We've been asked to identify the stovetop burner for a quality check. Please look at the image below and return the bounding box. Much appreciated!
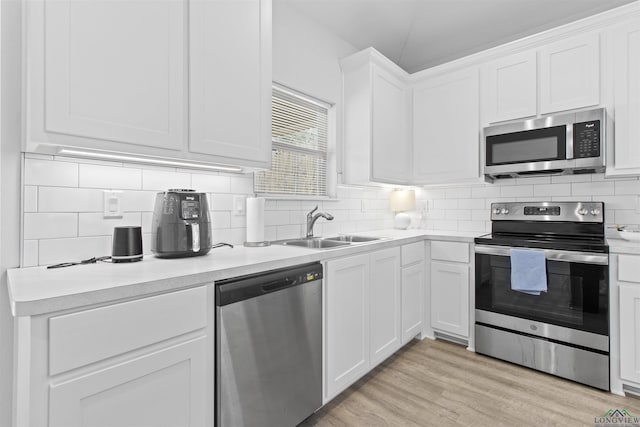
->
[475,233,608,253]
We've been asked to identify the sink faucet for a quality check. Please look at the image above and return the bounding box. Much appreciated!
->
[306,205,334,238]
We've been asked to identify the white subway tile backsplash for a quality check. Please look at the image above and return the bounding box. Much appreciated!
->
[615,210,640,225]
[471,186,501,199]
[121,190,157,212]
[24,213,77,239]
[434,199,457,210]
[142,212,154,232]
[573,181,615,196]
[20,156,640,266]
[551,174,592,184]
[501,185,533,197]
[79,164,142,190]
[142,170,191,191]
[445,187,472,199]
[211,212,231,229]
[25,159,78,187]
[39,187,103,212]
[615,180,640,195]
[534,184,571,197]
[191,173,231,193]
[230,176,254,194]
[22,240,39,267]
[210,193,234,211]
[78,213,142,237]
[24,186,38,212]
[39,236,112,265]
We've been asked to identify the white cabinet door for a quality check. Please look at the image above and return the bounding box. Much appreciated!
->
[370,247,402,367]
[430,261,470,338]
[539,33,600,114]
[371,66,410,183]
[189,0,272,168]
[401,261,425,344]
[325,254,371,400]
[610,20,640,176]
[413,67,480,184]
[49,337,206,427]
[38,0,185,150]
[620,285,640,384]
[484,50,537,123]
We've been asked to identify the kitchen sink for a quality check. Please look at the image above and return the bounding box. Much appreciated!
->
[322,235,382,243]
[279,238,351,249]
[275,235,384,250]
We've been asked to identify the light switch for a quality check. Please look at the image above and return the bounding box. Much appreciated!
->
[233,195,246,216]
[103,190,123,218]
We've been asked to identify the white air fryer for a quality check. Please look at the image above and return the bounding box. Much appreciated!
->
[151,189,212,258]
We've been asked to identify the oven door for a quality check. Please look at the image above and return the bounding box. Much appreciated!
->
[475,245,609,347]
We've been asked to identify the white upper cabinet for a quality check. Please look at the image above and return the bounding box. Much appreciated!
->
[25,0,272,170]
[484,50,537,123]
[27,0,186,152]
[539,33,600,114]
[341,48,411,185]
[412,67,480,184]
[189,0,272,168]
[608,19,640,176]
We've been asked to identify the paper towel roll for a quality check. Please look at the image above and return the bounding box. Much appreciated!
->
[246,197,265,243]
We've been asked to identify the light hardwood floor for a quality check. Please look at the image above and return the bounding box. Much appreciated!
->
[302,338,640,426]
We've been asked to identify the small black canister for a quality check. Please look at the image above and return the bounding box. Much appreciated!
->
[112,226,143,263]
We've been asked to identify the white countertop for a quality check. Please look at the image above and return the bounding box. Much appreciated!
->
[607,237,640,255]
[8,229,480,317]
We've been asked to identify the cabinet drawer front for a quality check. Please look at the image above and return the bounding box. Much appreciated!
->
[619,255,640,283]
[401,242,425,266]
[431,241,469,263]
[50,286,207,375]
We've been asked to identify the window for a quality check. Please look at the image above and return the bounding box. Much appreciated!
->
[254,85,331,197]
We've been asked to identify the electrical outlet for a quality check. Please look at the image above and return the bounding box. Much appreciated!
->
[103,190,123,218]
[233,195,246,216]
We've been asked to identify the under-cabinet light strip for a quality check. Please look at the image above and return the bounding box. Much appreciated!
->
[56,148,243,173]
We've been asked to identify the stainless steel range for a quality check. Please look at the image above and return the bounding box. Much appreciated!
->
[474,201,609,390]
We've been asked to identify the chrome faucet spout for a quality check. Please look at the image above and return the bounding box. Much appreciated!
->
[306,205,334,238]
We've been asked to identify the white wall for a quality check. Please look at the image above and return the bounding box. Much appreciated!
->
[1,0,22,423]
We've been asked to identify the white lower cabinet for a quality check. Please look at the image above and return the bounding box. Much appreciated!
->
[325,246,403,401]
[13,286,213,427]
[616,254,640,389]
[325,253,371,400]
[429,241,471,340]
[401,242,426,344]
[370,249,402,366]
[49,337,206,427]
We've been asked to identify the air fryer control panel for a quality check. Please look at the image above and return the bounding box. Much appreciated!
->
[573,119,600,158]
[181,200,200,219]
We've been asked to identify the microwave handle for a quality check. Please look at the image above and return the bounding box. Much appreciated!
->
[474,244,608,265]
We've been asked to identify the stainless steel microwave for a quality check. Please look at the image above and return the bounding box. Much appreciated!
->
[483,108,605,180]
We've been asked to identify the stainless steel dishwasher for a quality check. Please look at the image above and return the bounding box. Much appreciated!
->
[215,262,323,427]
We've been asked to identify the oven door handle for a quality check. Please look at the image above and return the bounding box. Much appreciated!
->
[474,244,608,265]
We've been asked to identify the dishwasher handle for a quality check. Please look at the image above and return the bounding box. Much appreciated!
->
[216,262,323,306]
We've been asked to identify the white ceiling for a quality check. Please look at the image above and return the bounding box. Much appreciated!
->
[279,0,637,73]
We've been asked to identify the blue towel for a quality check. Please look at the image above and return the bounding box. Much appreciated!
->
[510,248,547,295]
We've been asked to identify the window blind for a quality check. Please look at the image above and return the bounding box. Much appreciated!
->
[254,86,329,196]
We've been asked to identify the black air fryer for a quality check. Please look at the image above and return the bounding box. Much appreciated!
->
[151,189,212,258]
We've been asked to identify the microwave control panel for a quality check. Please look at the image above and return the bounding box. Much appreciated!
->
[573,120,600,158]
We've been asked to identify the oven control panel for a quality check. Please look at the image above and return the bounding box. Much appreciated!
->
[491,202,604,223]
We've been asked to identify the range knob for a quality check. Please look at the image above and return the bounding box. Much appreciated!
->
[590,208,601,216]
[493,208,502,215]
[578,208,588,215]
[500,208,510,215]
